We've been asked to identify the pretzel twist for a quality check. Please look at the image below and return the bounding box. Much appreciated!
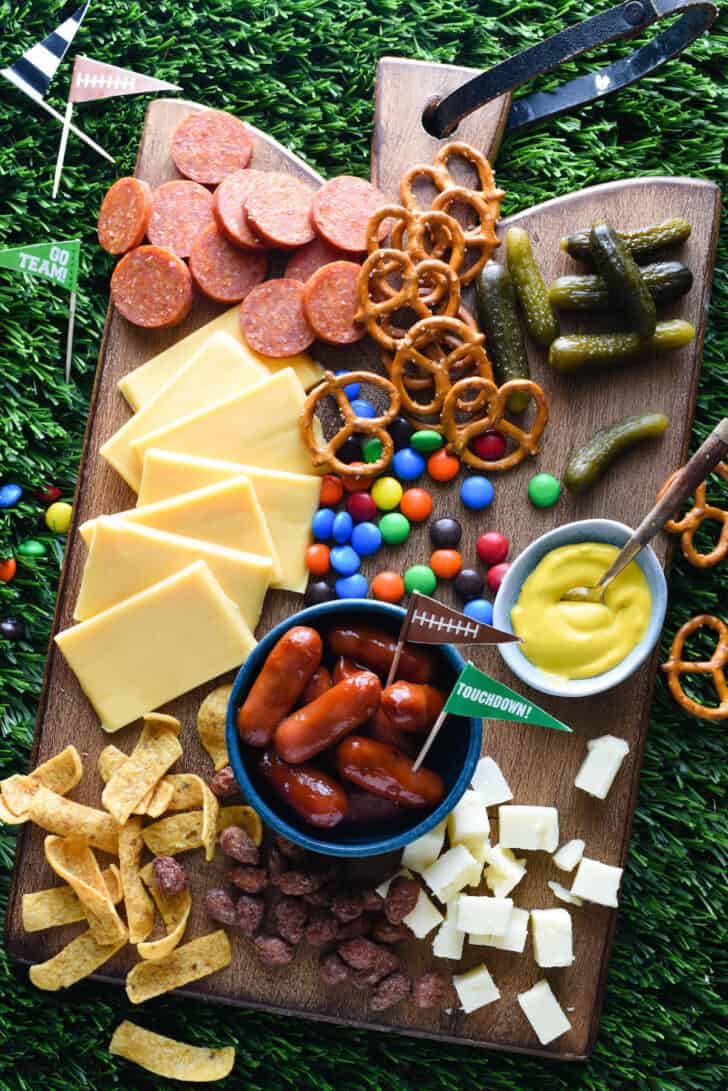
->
[656,462,728,568]
[299,370,400,477]
[442,377,549,471]
[662,614,728,721]
[355,249,429,351]
[399,163,451,212]
[431,186,501,284]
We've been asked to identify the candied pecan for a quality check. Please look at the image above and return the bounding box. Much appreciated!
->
[305,912,339,947]
[267,845,288,881]
[320,952,349,986]
[336,916,371,941]
[338,938,399,977]
[303,885,333,908]
[236,894,265,937]
[254,934,295,965]
[370,917,412,945]
[229,866,267,893]
[412,972,449,1009]
[274,833,307,863]
[360,886,385,913]
[273,896,308,945]
[384,876,419,925]
[276,870,322,896]
[331,891,364,923]
[205,889,237,926]
[152,855,188,896]
[370,972,411,1011]
[220,825,259,865]
[209,765,238,798]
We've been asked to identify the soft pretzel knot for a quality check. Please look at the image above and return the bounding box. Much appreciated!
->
[442,377,549,471]
[662,614,728,721]
[299,370,400,477]
[657,462,728,568]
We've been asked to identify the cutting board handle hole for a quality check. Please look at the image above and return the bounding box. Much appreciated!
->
[421,95,458,138]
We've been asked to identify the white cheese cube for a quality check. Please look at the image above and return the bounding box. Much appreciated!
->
[422,844,481,904]
[457,894,513,936]
[471,756,513,807]
[548,880,583,906]
[552,838,585,872]
[465,831,491,865]
[432,900,465,960]
[402,886,444,939]
[447,790,490,850]
[401,819,447,874]
[498,805,559,852]
[453,963,500,1014]
[518,979,572,1045]
[571,857,623,907]
[375,868,412,900]
[530,908,574,968]
[483,845,527,897]
[574,735,630,800]
[470,906,529,953]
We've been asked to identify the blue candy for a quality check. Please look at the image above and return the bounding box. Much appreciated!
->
[463,598,494,624]
[351,521,382,557]
[332,511,353,544]
[311,507,335,541]
[335,573,369,599]
[335,370,361,401]
[349,398,376,419]
[460,475,494,511]
[330,545,361,576]
[0,484,23,509]
[392,447,425,482]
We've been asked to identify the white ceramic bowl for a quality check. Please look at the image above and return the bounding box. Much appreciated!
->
[493,519,668,699]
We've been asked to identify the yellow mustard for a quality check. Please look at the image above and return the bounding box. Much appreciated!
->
[511,542,652,680]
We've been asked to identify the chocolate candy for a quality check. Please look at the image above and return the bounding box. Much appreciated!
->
[430,517,462,549]
[320,475,344,507]
[454,567,484,601]
[346,492,376,523]
[528,472,561,508]
[404,565,437,595]
[392,448,425,481]
[371,477,403,512]
[476,532,509,566]
[463,599,494,624]
[332,511,353,544]
[430,550,462,579]
[486,563,510,593]
[427,449,460,482]
[389,416,414,450]
[362,437,383,464]
[460,475,494,511]
[379,513,410,545]
[304,580,336,606]
[349,398,376,419]
[0,617,26,641]
[472,430,506,461]
[312,507,335,541]
[330,545,361,576]
[45,501,72,534]
[351,522,382,556]
[17,539,47,557]
[335,370,361,400]
[0,484,22,508]
[336,573,369,598]
[338,436,364,464]
[306,544,330,575]
[0,558,16,583]
[411,430,444,454]
[372,571,405,603]
[399,488,432,523]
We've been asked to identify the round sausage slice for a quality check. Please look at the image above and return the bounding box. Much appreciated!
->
[302,260,365,345]
[244,174,315,249]
[213,169,268,251]
[284,237,352,282]
[190,223,268,303]
[311,176,388,253]
[240,278,315,357]
[171,109,253,185]
[97,177,151,254]
[147,180,215,258]
[110,246,193,329]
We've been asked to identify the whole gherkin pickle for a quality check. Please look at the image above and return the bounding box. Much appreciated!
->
[564,413,669,493]
[548,261,693,311]
[548,319,695,372]
[589,222,656,338]
[475,260,531,412]
[560,218,692,262]
[505,227,559,346]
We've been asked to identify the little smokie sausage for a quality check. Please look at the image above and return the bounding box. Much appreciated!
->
[275,672,382,764]
[332,657,365,684]
[342,789,404,825]
[380,682,445,734]
[299,666,332,706]
[328,626,434,684]
[369,709,420,758]
[237,626,323,747]
[259,750,348,828]
[336,736,445,808]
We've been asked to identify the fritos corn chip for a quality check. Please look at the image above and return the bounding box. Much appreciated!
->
[22,865,122,933]
[118,817,154,945]
[0,746,82,824]
[102,716,182,825]
[29,929,126,991]
[109,1021,235,1081]
[126,930,232,1004]
[142,804,261,856]
[146,778,175,818]
[2,778,118,854]
[137,861,191,961]
[98,745,173,818]
[163,773,203,812]
[197,685,232,771]
[44,836,128,946]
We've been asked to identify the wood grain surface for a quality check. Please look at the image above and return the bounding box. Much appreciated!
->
[5,70,721,1062]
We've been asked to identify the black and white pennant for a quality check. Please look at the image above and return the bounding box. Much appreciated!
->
[1,3,89,104]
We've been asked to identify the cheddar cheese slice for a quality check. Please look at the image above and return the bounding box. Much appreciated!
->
[100,331,268,492]
[129,368,316,479]
[118,306,324,412]
[55,562,255,732]
[79,477,282,584]
[73,518,272,629]
[138,451,319,594]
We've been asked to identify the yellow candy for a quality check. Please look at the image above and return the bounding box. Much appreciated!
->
[45,501,72,534]
[371,477,403,512]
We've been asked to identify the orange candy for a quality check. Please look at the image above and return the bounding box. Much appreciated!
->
[372,570,405,603]
[430,549,462,579]
[320,474,344,507]
[427,449,460,482]
[305,544,331,576]
[0,557,16,583]
[400,488,433,523]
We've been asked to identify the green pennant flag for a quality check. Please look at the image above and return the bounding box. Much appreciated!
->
[444,661,571,732]
[0,239,80,292]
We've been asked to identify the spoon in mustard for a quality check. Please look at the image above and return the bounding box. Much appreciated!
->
[562,417,728,604]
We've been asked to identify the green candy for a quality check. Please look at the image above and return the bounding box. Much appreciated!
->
[404,564,437,595]
[18,539,47,557]
[379,512,410,545]
[362,437,383,463]
[528,473,561,509]
[410,430,443,454]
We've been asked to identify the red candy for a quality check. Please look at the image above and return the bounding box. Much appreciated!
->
[346,491,376,523]
[400,488,432,523]
[37,485,61,502]
[486,562,510,593]
[0,557,16,583]
[472,430,506,462]
[342,473,376,493]
[319,474,343,507]
[476,532,509,566]
[306,544,331,576]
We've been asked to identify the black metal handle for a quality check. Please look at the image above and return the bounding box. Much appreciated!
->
[423,0,716,138]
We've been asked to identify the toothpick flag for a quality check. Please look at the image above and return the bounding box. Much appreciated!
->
[0,4,113,163]
[0,240,81,382]
[53,56,180,196]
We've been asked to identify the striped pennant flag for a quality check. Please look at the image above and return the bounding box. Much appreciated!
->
[1,3,89,104]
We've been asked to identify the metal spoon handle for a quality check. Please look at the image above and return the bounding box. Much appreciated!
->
[597,417,728,591]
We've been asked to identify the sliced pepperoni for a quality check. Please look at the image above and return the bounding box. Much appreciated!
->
[190,223,268,303]
[171,110,253,185]
[110,246,193,329]
[303,261,365,345]
[284,238,355,282]
[147,181,215,259]
[240,278,315,357]
[213,170,269,251]
[97,177,152,255]
[311,176,388,253]
[244,174,316,249]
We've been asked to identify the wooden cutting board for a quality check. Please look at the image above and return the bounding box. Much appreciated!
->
[5,61,721,1060]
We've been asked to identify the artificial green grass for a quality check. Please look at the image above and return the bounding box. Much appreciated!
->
[0,0,726,1087]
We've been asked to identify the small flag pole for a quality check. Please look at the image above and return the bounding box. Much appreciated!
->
[385,594,418,688]
[412,706,449,773]
[65,289,77,382]
[33,95,114,163]
[52,97,75,199]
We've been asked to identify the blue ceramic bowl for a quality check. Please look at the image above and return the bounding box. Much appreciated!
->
[493,519,668,699]
[226,599,481,857]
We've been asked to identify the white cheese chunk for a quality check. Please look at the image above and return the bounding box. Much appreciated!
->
[470,756,513,807]
[457,895,513,937]
[470,907,529,953]
[432,901,465,960]
[571,857,623,907]
[453,963,501,1014]
[483,845,527,897]
[498,805,559,852]
[447,790,490,850]
[574,735,630,800]
[402,886,443,939]
[530,908,574,967]
[422,844,481,904]
[464,831,491,865]
[552,838,585,872]
[518,979,572,1045]
[401,819,447,874]
[548,880,583,907]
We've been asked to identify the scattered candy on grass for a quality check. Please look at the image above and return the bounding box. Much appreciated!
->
[37,485,61,503]
[454,567,484,601]
[330,545,361,576]
[393,448,425,482]
[528,472,562,509]
[399,488,432,523]
[411,429,444,454]
[311,508,335,541]
[351,522,382,556]
[463,599,494,624]
[336,573,368,598]
[362,437,383,464]
[305,544,331,576]
[17,539,47,558]
[371,571,405,603]
[0,558,16,583]
[430,550,462,579]
[346,492,376,523]
[430,517,462,548]
[472,430,506,462]
[304,580,336,606]
[476,532,509,566]
[371,477,403,511]
[349,398,376,419]
[427,449,460,482]
[404,565,437,596]
[320,475,344,507]
[460,475,494,511]
[0,617,26,641]
[389,416,414,450]
[486,562,510,593]
[332,511,353,544]
[0,484,23,509]
[45,501,72,534]
[379,513,410,545]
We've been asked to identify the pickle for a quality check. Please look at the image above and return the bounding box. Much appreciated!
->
[560,218,691,262]
[505,227,559,346]
[548,261,693,310]
[589,222,656,337]
[548,319,695,372]
[564,413,669,492]
[475,260,530,412]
